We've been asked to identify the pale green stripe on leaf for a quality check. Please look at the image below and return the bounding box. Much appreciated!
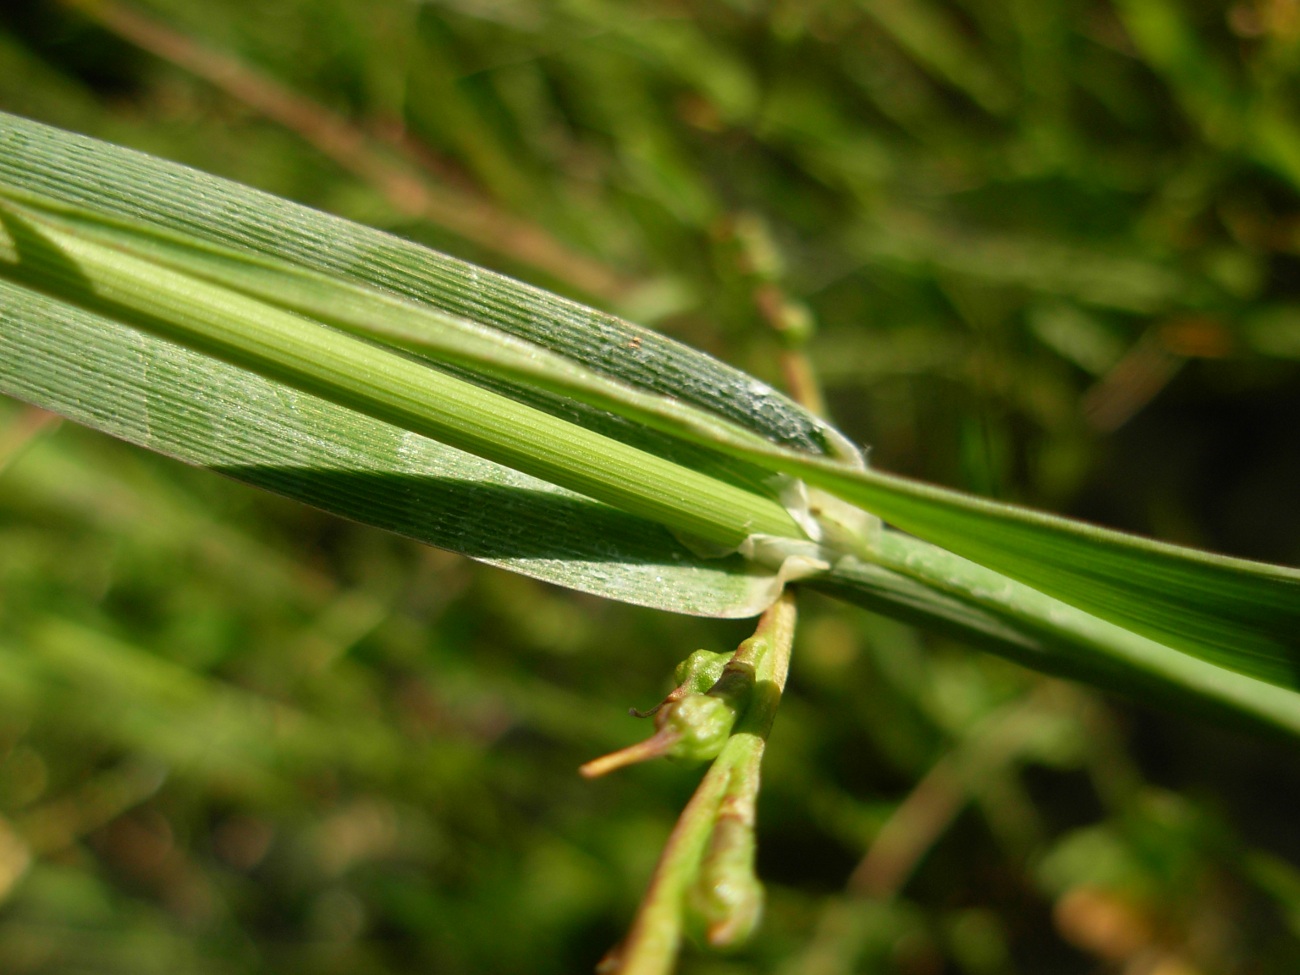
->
[0,111,845,459]
[0,197,802,551]
[0,276,781,618]
[0,190,860,482]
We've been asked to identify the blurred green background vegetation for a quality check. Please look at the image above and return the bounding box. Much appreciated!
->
[2,0,1300,972]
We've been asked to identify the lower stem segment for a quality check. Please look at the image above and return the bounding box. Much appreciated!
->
[601,590,796,975]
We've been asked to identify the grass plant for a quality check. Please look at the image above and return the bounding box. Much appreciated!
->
[1,2,1299,972]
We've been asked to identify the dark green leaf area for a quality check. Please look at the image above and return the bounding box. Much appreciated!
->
[0,113,837,457]
[0,274,772,617]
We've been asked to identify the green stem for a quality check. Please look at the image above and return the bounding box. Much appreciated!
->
[605,591,796,975]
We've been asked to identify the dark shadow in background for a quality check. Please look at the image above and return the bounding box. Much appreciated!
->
[0,0,143,98]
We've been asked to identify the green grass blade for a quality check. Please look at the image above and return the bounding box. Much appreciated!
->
[3,110,1297,701]
[793,463,1300,691]
[0,190,861,479]
[0,115,822,619]
[0,273,781,618]
[0,196,804,552]
[0,111,847,460]
[817,531,1300,740]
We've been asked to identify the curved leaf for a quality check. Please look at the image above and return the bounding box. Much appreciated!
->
[0,273,781,617]
[3,110,1299,710]
[816,532,1300,738]
[0,111,847,459]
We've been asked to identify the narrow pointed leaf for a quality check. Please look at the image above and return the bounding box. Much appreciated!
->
[3,110,1299,713]
[816,532,1300,739]
[0,273,782,617]
[789,463,1300,692]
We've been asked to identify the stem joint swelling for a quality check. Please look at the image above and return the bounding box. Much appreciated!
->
[582,591,797,975]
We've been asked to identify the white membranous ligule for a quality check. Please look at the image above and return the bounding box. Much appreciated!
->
[729,475,884,613]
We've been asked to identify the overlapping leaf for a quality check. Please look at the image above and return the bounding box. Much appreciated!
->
[0,111,826,616]
[1,110,1298,716]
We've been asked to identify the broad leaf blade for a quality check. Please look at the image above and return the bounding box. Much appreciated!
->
[4,110,1299,704]
[0,110,822,617]
[0,274,782,617]
[0,111,847,460]
[0,196,804,550]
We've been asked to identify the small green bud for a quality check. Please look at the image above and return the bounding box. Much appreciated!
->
[673,649,732,695]
[688,815,764,948]
[662,694,738,763]
[580,650,754,777]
